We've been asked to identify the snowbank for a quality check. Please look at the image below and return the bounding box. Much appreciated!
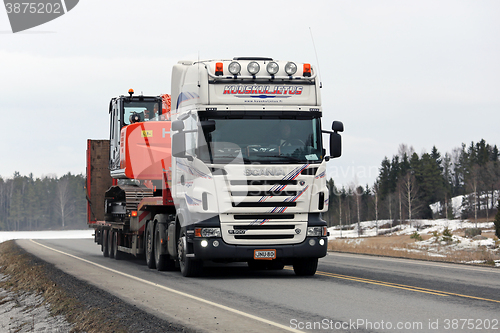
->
[0,230,93,244]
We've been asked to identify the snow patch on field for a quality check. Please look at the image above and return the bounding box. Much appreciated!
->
[328,219,500,267]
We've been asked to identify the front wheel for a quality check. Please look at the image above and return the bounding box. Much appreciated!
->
[293,258,318,276]
[177,230,203,277]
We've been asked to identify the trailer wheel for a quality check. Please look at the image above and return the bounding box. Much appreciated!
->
[155,223,175,271]
[292,258,318,276]
[177,230,203,277]
[108,229,115,259]
[113,230,123,260]
[145,222,156,269]
[102,229,109,257]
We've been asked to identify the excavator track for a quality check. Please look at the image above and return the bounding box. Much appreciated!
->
[104,184,153,223]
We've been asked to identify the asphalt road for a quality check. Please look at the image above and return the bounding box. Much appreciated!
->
[17,239,500,333]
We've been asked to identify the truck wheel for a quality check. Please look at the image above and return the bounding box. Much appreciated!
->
[177,230,203,277]
[293,258,318,276]
[155,223,175,271]
[145,222,156,269]
[102,229,109,257]
[113,230,123,260]
[108,229,115,259]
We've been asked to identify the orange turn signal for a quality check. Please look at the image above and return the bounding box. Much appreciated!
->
[131,211,138,217]
[195,228,202,237]
[303,63,311,77]
[215,62,223,76]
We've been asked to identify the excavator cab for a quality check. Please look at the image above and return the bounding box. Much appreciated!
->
[109,91,163,172]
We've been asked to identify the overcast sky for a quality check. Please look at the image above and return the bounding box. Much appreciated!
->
[1,0,499,187]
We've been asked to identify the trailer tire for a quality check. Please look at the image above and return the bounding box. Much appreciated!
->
[108,229,115,259]
[155,223,175,271]
[113,230,123,260]
[292,258,318,276]
[102,229,109,257]
[145,222,156,269]
[177,230,203,277]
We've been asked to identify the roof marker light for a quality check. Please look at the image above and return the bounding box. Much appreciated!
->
[228,61,241,75]
[303,63,311,77]
[266,62,279,75]
[285,62,297,75]
[247,61,260,75]
[215,62,223,76]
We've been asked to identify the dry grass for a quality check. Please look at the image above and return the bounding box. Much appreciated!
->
[0,240,129,333]
[328,233,500,266]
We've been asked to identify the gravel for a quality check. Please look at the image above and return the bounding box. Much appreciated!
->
[0,241,194,333]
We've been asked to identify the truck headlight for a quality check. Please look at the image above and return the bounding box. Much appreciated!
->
[285,62,297,75]
[266,62,279,75]
[307,226,327,237]
[247,61,260,75]
[228,61,241,75]
[195,227,221,238]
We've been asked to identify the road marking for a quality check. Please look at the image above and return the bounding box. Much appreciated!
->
[290,267,500,304]
[327,252,500,274]
[30,240,300,333]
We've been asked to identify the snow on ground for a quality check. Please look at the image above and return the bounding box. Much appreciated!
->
[0,229,93,244]
[429,190,499,218]
[0,275,73,332]
[328,219,500,267]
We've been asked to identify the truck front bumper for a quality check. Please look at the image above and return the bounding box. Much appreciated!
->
[192,237,328,261]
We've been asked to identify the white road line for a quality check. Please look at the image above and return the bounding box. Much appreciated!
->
[327,252,500,273]
[30,239,300,332]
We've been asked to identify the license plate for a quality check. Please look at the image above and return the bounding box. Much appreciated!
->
[254,249,276,260]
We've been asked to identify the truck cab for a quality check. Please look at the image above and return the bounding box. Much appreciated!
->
[169,57,343,276]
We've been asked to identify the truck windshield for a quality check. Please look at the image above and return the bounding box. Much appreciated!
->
[198,117,323,164]
[123,100,160,125]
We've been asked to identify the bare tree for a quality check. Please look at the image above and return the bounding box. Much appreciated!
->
[466,166,480,228]
[372,183,379,235]
[55,177,74,229]
[399,171,420,227]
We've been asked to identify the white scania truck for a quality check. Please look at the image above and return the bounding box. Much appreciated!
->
[87,57,343,277]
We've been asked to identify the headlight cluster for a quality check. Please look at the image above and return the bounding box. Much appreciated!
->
[307,226,327,237]
[195,227,221,238]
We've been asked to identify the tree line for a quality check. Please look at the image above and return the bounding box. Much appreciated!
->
[0,172,86,231]
[324,139,500,227]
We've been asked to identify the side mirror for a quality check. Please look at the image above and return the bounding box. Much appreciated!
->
[329,120,343,159]
[330,132,342,158]
[172,132,187,158]
[332,121,344,132]
[171,120,184,132]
